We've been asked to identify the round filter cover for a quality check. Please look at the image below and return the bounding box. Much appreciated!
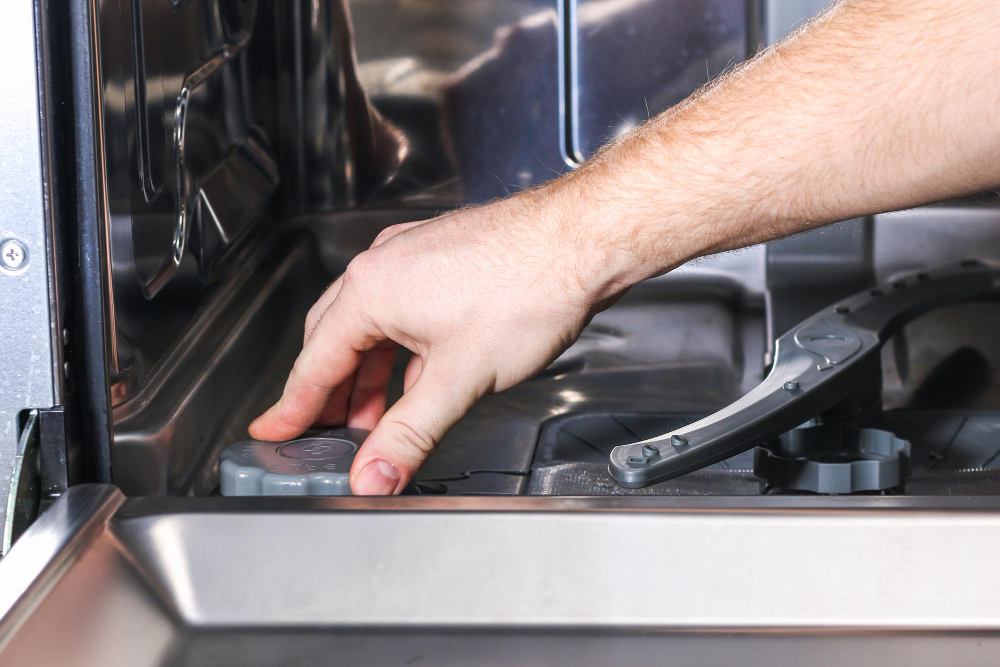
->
[220,428,368,496]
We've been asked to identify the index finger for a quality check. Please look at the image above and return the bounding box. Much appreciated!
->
[249,290,382,441]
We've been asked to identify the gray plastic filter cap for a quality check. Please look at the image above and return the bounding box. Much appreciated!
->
[220,428,368,496]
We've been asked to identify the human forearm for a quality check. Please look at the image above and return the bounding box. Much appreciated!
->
[550,0,1000,299]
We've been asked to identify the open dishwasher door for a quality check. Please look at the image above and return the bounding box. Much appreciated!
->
[5,485,1000,666]
[5,0,1000,665]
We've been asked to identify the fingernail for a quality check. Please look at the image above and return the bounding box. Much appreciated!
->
[354,460,401,495]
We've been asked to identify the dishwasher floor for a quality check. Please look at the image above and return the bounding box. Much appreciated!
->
[409,281,1000,497]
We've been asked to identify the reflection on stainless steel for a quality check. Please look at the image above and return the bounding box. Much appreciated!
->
[345,0,749,201]
[95,0,762,404]
[274,0,409,212]
[131,0,163,203]
[142,25,253,297]
[5,486,1000,665]
[572,0,747,159]
[93,0,282,403]
[874,200,1000,410]
[112,231,331,497]
[327,0,566,205]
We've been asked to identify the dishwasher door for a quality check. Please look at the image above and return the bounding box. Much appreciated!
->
[3,485,1000,667]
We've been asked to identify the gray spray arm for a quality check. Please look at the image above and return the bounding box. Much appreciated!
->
[609,260,996,488]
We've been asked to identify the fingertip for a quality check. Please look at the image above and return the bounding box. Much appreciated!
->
[247,405,304,442]
[247,409,272,439]
[351,459,403,495]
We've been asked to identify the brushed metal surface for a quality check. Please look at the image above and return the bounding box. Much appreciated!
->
[572,0,747,160]
[337,0,567,205]
[3,486,1000,665]
[90,0,280,404]
[0,0,59,534]
[111,231,330,497]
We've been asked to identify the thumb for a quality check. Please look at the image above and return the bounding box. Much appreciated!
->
[350,363,483,495]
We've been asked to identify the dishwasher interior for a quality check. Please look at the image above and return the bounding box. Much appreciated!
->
[3,0,1000,664]
[88,0,1000,501]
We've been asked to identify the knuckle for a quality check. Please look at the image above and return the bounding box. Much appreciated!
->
[290,357,333,393]
[343,250,379,284]
[371,226,396,247]
[274,410,311,432]
[384,419,437,459]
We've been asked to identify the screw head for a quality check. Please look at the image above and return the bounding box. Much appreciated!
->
[0,239,28,271]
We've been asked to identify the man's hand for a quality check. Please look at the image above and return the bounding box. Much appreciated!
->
[251,0,1000,494]
[248,191,633,494]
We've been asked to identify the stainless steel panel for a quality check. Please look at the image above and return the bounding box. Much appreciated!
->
[4,486,1000,665]
[111,230,331,497]
[336,0,568,205]
[874,201,1000,410]
[572,0,748,160]
[92,0,773,405]
[0,485,175,667]
[92,0,279,403]
[873,200,1000,280]
[343,0,750,201]
[0,0,59,534]
[97,0,572,403]
[766,217,874,340]
[273,0,413,210]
